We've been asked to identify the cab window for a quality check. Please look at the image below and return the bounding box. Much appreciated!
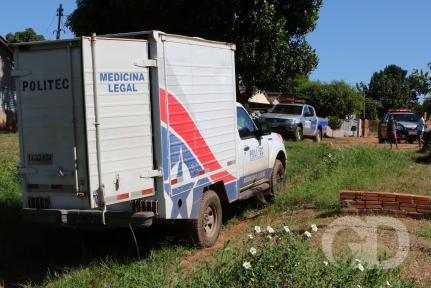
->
[237,107,257,139]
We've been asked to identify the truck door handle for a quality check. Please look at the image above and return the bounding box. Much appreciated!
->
[244,146,250,151]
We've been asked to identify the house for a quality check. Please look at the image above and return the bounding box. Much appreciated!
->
[0,36,16,131]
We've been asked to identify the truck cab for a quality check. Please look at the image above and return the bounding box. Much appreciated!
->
[261,100,327,142]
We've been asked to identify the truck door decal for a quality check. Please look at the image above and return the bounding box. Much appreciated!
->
[160,88,236,184]
[159,88,239,219]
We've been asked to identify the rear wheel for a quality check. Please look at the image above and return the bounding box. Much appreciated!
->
[293,126,303,141]
[266,160,286,202]
[313,129,322,143]
[190,190,222,247]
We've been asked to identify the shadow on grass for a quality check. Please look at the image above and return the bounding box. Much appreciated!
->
[415,152,431,164]
[0,197,263,286]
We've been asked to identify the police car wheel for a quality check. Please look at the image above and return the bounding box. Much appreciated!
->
[314,129,322,143]
[294,126,303,141]
[191,190,222,247]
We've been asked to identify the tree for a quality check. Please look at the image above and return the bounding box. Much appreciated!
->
[5,28,45,43]
[290,79,363,118]
[67,0,322,101]
[411,62,431,97]
[365,65,418,117]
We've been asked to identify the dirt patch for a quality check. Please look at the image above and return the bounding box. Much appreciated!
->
[322,136,420,150]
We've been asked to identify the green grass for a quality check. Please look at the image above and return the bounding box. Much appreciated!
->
[0,134,428,287]
[276,141,429,209]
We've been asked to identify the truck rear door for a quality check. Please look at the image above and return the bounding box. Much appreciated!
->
[14,42,89,209]
[81,37,155,207]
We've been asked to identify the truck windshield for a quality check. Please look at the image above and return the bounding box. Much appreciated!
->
[271,105,302,115]
[392,113,418,122]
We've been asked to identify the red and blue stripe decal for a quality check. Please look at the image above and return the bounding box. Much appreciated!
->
[159,88,238,219]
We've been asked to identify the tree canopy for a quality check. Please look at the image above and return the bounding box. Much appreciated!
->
[361,65,419,118]
[67,0,322,100]
[5,28,45,43]
[290,78,363,118]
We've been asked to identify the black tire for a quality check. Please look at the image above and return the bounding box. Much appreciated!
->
[378,137,385,144]
[266,159,286,202]
[313,129,322,143]
[293,126,303,141]
[190,190,222,247]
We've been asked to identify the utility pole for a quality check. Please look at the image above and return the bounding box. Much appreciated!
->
[55,4,64,40]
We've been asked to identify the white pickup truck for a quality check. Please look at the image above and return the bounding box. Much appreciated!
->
[12,31,286,247]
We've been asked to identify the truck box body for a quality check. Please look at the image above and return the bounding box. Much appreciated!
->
[14,31,239,224]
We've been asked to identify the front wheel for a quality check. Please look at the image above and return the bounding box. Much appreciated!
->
[293,126,303,141]
[190,190,222,247]
[313,129,322,143]
[266,159,286,202]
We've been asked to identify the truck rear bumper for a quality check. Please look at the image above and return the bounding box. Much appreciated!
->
[22,208,154,228]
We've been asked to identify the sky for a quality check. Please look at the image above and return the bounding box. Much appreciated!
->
[308,0,431,86]
[0,1,430,87]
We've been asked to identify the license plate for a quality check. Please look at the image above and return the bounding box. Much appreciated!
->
[28,154,53,165]
[270,123,278,128]
[408,131,417,136]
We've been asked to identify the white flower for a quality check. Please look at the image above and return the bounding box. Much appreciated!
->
[311,224,318,232]
[283,225,290,233]
[267,235,273,240]
[385,281,391,287]
[243,261,252,270]
[323,261,329,266]
[249,247,257,256]
[254,226,261,234]
[304,231,312,238]
[354,258,361,263]
[266,226,275,234]
[248,234,254,240]
[357,263,364,272]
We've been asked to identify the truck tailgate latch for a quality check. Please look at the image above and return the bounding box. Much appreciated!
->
[134,59,157,68]
[140,169,163,178]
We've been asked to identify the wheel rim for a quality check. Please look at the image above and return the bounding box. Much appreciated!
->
[203,205,217,238]
[274,169,286,194]
[317,131,321,141]
[297,129,301,140]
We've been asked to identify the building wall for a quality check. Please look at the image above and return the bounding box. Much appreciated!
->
[0,43,16,130]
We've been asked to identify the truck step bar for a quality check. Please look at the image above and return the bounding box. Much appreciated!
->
[21,208,154,228]
[238,182,270,201]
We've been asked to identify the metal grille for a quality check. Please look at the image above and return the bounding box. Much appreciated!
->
[28,197,50,209]
[132,199,159,215]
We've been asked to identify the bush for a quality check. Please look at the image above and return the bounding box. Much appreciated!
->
[328,116,342,131]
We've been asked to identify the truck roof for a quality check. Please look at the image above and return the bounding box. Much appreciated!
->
[10,30,236,50]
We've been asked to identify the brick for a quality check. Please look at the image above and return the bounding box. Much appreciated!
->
[399,206,416,212]
[379,196,396,202]
[366,204,382,209]
[340,193,356,200]
[365,200,380,205]
[383,205,400,211]
[400,203,417,208]
[416,205,431,211]
[382,201,399,206]
[397,197,414,204]
[412,198,431,205]
[407,212,425,219]
[417,209,431,215]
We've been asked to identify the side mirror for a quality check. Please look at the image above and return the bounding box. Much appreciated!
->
[254,118,271,137]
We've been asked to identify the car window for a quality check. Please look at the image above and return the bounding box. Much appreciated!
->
[237,107,257,139]
[392,113,418,122]
[303,106,310,116]
[308,106,315,117]
[271,105,302,115]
